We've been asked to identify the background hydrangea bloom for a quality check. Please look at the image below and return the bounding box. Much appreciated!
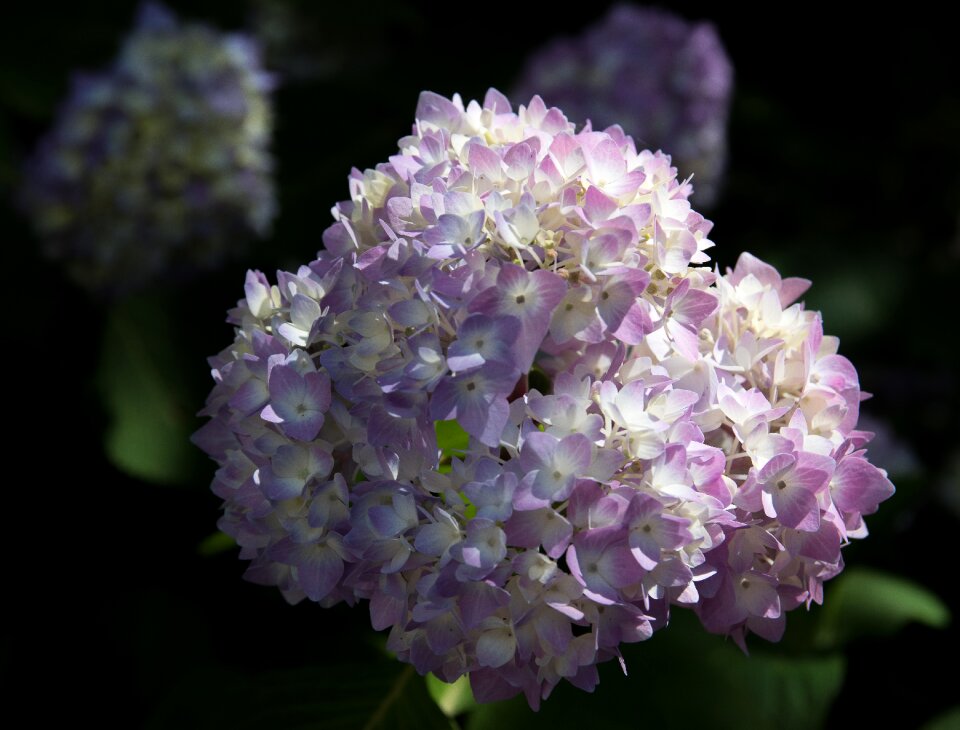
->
[196,89,893,708]
[512,4,732,208]
[20,2,275,293]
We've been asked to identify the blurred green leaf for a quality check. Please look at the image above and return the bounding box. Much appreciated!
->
[427,673,476,718]
[468,611,844,730]
[99,295,199,485]
[815,568,950,649]
[803,264,895,342]
[197,531,235,557]
[922,706,960,730]
[149,661,455,730]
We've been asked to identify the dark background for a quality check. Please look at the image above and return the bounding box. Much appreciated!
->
[3,2,957,726]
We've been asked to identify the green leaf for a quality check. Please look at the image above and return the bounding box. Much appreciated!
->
[815,568,950,649]
[468,611,845,730]
[435,419,469,457]
[436,419,470,477]
[197,531,235,557]
[427,673,477,718]
[99,295,200,485]
[922,706,960,730]
[149,662,456,730]
[527,367,551,395]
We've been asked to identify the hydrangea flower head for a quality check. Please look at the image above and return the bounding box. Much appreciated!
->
[21,2,275,292]
[196,89,893,708]
[512,4,733,207]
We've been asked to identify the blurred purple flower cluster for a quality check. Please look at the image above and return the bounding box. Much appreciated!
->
[513,4,732,207]
[196,90,892,708]
[21,3,275,292]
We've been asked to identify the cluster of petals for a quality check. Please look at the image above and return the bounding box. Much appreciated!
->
[21,2,275,292]
[196,89,893,708]
[512,4,733,207]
